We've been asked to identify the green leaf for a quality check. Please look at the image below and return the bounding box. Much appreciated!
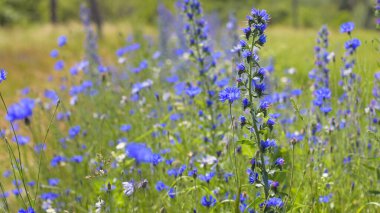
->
[241,144,255,157]
[290,98,304,121]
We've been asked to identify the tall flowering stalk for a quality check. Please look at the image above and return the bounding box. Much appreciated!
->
[182,0,218,143]
[338,22,362,149]
[229,8,284,209]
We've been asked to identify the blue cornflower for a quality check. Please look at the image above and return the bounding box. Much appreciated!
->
[152,153,162,166]
[125,143,154,164]
[120,124,132,132]
[275,158,285,166]
[57,35,67,47]
[44,89,59,103]
[98,65,108,73]
[260,197,284,208]
[168,165,187,178]
[344,38,361,51]
[340,22,355,34]
[18,207,35,213]
[201,195,216,207]
[319,194,332,203]
[199,171,215,184]
[0,68,7,83]
[314,87,331,100]
[34,143,46,153]
[51,155,67,167]
[6,98,35,122]
[219,87,240,104]
[40,192,59,200]
[260,139,276,150]
[68,125,81,138]
[50,49,59,58]
[48,178,60,186]
[71,155,83,163]
[168,188,176,198]
[54,60,65,71]
[155,181,168,192]
[188,168,198,177]
[186,85,202,98]
[12,135,29,145]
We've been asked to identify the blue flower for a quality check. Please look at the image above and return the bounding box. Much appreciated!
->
[199,171,215,183]
[125,143,154,164]
[248,170,258,184]
[201,195,216,207]
[155,181,168,192]
[319,194,332,203]
[260,139,277,150]
[18,207,35,213]
[168,165,187,178]
[45,89,59,103]
[50,49,59,58]
[40,192,59,200]
[13,135,29,145]
[344,38,361,51]
[260,197,284,208]
[0,68,7,83]
[258,34,267,45]
[186,85,202,98]
[34,143,46,153]
[168,188,176,198]
[6,98,35,122]
[219,87,240,104]
[54,60,65,71]
[51,155,67,167]
[120,124,132,132]
[48,178,60,186]
[57,35,67,47]
[68,125,81,138]
[275,158,285,166]
[71,155,83,163]
[251,9,270,23]
[340,22,355,34]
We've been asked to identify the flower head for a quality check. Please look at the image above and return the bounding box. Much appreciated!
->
[340,22,355,34]
[0,69,7,83]
[219,87,240,104]
[201,195,216,207]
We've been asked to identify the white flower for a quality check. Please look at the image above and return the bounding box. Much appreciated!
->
[95,199,105,213]
[122,181,134,196]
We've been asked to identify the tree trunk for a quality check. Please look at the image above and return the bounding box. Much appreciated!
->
[50,0,57,24]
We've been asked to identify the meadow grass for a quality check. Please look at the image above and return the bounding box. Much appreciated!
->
[0,11,379,212]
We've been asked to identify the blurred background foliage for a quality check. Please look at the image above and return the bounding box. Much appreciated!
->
[0,0,378,30]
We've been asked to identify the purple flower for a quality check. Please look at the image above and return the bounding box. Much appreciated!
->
[219,87,240,104]
[340,22,355,34]
[6,98,35,122]
[57,35,67,47]
[344,38,361,51]
[0,68,7,83]
[201,195,216,207]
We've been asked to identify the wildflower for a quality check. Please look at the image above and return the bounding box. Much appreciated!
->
[122,181,134,196]
[260,139,277,151]
[71,155,83,163]
[50,155,67,167]
[6,98,35,122]
[260,197,284,208]
[12,135,29,145]
[248,170,258,184]
[199,171,215,184]
[340,22,355,34]
[50,49,59,58]
[186,85,202,98]
[40,192,59,200]
[236,63,245,74]
[95,199,105,213]
[57,35,67,47]
[54,60,65,71]
[48,178,60,186]
[219,87,240,104]
[251,9,270,23]
[68,125,81,139]
[120,124,132,132]
[201,195,216,207]
[344,38,361,51]
[319,194,332,203]
[168,165,187,178]
[0,68,7,83]
[275,158,285,166]
[18,207,35,213]
[125,143,154,164]
[168,188,176,198]
[155,181,168,192]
